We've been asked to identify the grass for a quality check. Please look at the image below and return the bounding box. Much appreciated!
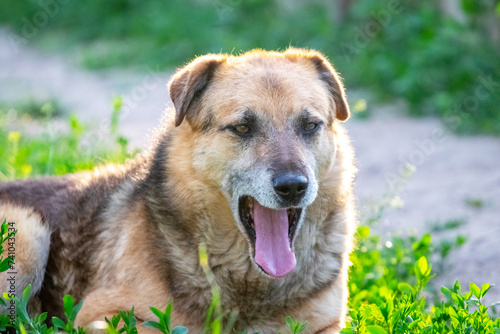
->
[0,98,135,180]
[0,101,499,333]
[465,198,486,209]
[1,1,499,134]
[0,100,64,120]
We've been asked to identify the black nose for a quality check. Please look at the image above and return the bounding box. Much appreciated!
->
[273,173,308,203]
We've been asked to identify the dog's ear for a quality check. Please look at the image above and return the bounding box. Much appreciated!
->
[169,55,226,127]
[284,49,350,121]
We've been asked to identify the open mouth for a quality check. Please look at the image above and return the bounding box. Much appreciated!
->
[238,196,303,278]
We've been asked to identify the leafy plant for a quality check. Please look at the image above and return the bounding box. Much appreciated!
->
[116,308,139,334]
[0,99,136,181]
[341,226,500,334]
[3,285,57,334]
[284,316,307,334]
[51,295,84,333]
[142,304,189,334]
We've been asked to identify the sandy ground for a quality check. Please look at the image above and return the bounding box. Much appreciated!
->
[1,30,499,303]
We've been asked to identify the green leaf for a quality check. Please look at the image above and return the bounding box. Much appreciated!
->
[0,258,11,272]
[63,295,75,318]
[408,319,421,329]
[172,326,189,334]
[39,312,48,324]
[357,226,370,238]
[417,257,428,276]
[340,329,355,334]
[366,325,388,334]
[164,303,172,332]
[19,322,27,334]
[1,220,8,236]
[469,283,481,299]
[142,321,161,330]
[22,284,32,301]
[113,315,121,328]
[480,283,492,298]
[421,234,431,245]
[441,287,452,299]
[150,307,164,320]
[165,303,172,319]
[418,297,426,309]
[70,300,84,321]
[398,282,415,295]
[52,317,67,329]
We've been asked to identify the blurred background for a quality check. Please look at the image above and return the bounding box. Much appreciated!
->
[0,0,499,302]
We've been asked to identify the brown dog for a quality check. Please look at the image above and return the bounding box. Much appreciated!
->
[0,48,356,333]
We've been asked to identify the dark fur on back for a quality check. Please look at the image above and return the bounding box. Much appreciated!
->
[0,146,149,316]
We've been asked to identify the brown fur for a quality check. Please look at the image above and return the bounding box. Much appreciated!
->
[0,48,356,333]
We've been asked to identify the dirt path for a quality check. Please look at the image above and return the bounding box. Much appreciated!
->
[1,30,499,303]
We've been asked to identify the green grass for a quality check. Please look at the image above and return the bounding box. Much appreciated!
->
[344,227,499,333]
[1,0,499,134]
[0,98,134,180]
[0,101,499,333]
[0,100,64,120]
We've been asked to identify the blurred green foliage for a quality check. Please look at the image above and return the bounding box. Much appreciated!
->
[0,99,134,180]
[338,1,500,135]
[0,0,499,134]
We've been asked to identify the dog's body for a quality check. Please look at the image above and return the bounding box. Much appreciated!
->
[0,49,356,333]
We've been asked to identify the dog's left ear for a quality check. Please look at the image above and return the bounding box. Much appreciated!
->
[284,49,350,121]
[169,54,226,127]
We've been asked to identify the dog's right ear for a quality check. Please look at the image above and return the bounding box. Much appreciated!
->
[169,55,226,127]
[284,48,350,122]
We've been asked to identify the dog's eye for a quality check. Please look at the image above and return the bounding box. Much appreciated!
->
[303,122,318,132]
[234,125,250,134]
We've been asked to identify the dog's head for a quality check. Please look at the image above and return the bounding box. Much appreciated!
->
[169,49,349,278]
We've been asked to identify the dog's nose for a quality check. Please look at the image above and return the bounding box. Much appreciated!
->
[273,173,308,203]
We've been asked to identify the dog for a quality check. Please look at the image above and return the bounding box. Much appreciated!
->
[0,48,356,333]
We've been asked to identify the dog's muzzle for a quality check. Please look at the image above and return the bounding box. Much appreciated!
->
[272,173,308,205]
[227,166,317,279]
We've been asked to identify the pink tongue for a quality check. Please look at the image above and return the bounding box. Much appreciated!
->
[253,201,296,278]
